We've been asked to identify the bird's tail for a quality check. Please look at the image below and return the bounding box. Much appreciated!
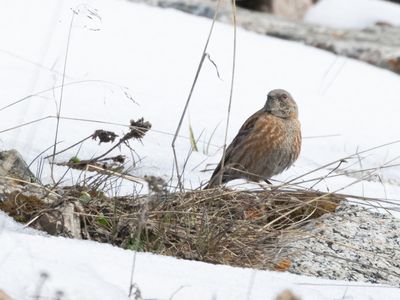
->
[203,174,220,189]
[203,163,225,189]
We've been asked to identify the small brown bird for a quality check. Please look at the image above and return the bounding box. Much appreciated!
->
[205,89,301,188]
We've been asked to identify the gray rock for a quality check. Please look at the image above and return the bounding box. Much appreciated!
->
[271,202,400,286]
[237,0,313,19]
[36,202,82,239]
[0,149,37,183]
[0,150,82,239]
[131,0,400,75]
[271,0,313,20]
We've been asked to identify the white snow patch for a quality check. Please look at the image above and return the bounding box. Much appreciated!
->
[1,213,399,300]
[0,0,399,201]
[305,0,400,28]
[1,0,400,298]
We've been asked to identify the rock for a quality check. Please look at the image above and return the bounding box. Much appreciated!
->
[36,202,82,239]
[131,0,400,75]
[237,0,314,21]
[236,0,271,13]
[0,290,12,300]
[271,0,313,20]
[270,202,400,286]
[275,290,301,300]
[0,149,37,183]
[0,150,82,239]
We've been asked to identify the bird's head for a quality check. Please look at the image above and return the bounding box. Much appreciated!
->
[264,89,298,119]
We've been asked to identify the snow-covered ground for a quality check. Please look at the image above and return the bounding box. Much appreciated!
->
[1,0,400,199]
[2,212,399,300]
[305,0,400,28]
[1,0,400,298]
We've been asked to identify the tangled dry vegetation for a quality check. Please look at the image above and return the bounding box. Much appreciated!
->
[0,115,347,271]
[0,182,344,270]
[0,115,346,271]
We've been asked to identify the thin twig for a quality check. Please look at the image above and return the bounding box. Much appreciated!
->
[50,10,75,182]
[272,139,400,192]
[171,0,222,191]
[44,134,93,159]
[218,0,237,185]
[0,79,135,113]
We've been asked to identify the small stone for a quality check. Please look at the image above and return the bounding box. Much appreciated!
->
[0,149,37,183]
[0,290,12,300]
[275,289,300,300]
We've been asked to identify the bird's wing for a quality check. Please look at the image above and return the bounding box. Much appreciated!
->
[209,110,264,180]
[227,109,265,156]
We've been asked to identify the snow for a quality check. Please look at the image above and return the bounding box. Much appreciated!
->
[1,0,400,298]
[1,212,399,300]
[1,0,400,200]
[305,0,400,28]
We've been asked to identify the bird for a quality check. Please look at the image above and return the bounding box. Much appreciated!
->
[205,89,301,189]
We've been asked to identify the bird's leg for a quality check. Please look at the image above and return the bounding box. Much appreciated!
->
[263,178,272,184]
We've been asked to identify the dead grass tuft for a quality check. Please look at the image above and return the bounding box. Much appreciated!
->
[0,178,345,269]
[0,191,46,223]
[77,187,344,269]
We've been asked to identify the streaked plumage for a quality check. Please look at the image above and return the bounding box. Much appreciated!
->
[205,89,301,188]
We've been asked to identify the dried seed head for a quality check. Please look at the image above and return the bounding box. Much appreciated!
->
[123,118,152,141]
[92,130,118,144]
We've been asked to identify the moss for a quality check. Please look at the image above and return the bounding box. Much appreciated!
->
[0,192,46,223]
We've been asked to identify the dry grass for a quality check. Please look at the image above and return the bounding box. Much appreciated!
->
[0,191,47,223]
[6,135,400,275]
[75,187,344,270]
[0,183,344,269]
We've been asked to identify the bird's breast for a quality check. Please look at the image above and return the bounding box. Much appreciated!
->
[256,116,301,176]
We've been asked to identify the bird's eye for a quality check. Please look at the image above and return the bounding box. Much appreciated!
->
[281,94,288,100]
